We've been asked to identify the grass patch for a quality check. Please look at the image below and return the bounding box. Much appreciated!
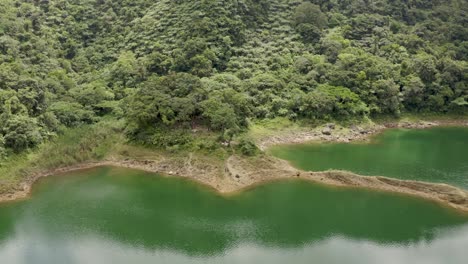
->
[248,117,300,140]
[372,113,468,124]
[0,119,230,194]
[0,120,126,194]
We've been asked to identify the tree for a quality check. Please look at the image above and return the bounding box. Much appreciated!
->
[202,98,238,131]
[402,75,425,110]
[0,135,6,160]
[411,53,438,83]
[298,89,335,119]
[1,115,43,152]
[293,3,328,28]
[126,73,203,128]
[317,84,369,117]
[109,51,139,88]
[450,96,468,113]
[292,3,328,43]
[49,102,96,127]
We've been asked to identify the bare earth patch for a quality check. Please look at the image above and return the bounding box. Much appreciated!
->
[257,119,468,150]
[1,119,468,214]
[1,154,467,214]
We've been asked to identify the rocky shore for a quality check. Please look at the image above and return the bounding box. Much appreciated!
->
[1,119,468,214]
[257,119,467,150]
[1,153,468,214]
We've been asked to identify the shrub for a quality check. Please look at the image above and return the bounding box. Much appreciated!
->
[237,139,260,156]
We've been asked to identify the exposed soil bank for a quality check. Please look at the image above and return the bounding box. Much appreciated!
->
[1,119,467,213]
[1,154,468,213]
[257,119,468,150]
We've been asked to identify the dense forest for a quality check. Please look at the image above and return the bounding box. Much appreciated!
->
[0,0,467,158]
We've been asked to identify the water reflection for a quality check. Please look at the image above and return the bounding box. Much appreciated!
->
[0,166,467,263]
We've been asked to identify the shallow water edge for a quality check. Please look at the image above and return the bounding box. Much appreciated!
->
[1,158,467,215]
[1,120,468,213]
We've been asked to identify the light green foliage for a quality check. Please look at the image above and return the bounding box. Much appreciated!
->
[317,85,369,117]
[0,135,6,160]
[49,102,96,127]
[402,75,426,110]
[0,0,466,157]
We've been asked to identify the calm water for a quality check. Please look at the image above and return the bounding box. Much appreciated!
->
[0,166,467,263]
[270,127,468,188]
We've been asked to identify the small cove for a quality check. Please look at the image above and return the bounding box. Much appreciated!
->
[269,127,468,189]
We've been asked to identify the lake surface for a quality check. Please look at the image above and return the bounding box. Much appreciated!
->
[270,127,468,188]
[0,166,467,263]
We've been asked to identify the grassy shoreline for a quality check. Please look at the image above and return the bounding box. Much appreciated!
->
[251,115,468,150]
[0,115,467,213]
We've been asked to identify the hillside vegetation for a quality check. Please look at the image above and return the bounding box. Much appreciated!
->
[0,0,467,159]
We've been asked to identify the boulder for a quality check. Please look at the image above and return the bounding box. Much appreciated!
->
[322,127,332,135]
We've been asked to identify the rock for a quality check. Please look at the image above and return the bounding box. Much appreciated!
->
[421,121,437,128]
[322,127,332,135]
[339,137,350,143]
[449,196,466,204]
[400,121,412,128]
[235,174,240,179]
[326,123,336,129]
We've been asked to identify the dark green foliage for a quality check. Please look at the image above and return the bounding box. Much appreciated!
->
[2,115,43,153]
[0,0,467,156]
[237,139,260,156]
[293,2,328,42]
[126,73,204,127]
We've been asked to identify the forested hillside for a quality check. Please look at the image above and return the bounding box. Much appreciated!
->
[1,0,467,157]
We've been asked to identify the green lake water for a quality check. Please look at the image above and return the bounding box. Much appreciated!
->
[270,127,468,188]
[0,166,468,263]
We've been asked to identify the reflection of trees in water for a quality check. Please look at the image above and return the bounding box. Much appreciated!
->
[0,204,16,246]
[0,168,467,256]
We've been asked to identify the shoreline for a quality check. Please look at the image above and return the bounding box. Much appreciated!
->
[1,119,468,213]
[257,118,468,150]
[1,155,468,214]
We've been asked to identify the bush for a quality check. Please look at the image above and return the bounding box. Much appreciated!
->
[2,115,43,153]
[237,139,260,156]
[0,135,7,161]
[152,130,193,150]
